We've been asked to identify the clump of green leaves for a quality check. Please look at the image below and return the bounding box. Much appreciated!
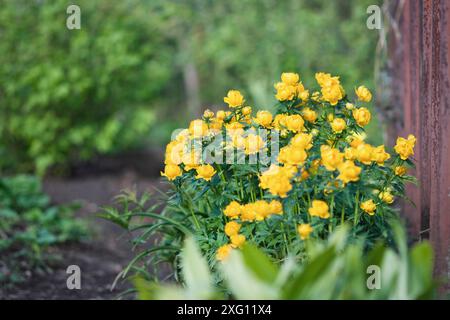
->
[0,175,88,284]
[135,223,436,300]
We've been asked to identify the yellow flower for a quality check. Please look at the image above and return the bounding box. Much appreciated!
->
[337,160,361,184]
[241,203,257,222]
[331,118,347,133]
[273,114,288,130]
[216,244,232,261]
[164,140,184,165]
[291,133,313,150]
[320,145,344,171]
[274,82,297,101]
[344,147,357,160]
[355,85,372,102]
[394,166,407,176]
[224,90,245,108]
[285,146,308,165]
[195,164,216,181]
[269,200,283,215]
[230,234,246,248]
[371,145,391,165]
[345,103,355,110]
[203,109,214,118]
[181,150,201,171]
[281,72,300,85]
[224,201,242,219]
[394,134,416,160]
[161,164,182,181]
[298,89,310,101]
[315,72,344,105]
[302,107,317,123]
[253,200,271,220]
[225,221,241,237]
[360,199,376,215]
[242,106,252,116]
[352,107,371,127]
[308,200,330,219]
[379,191,394,204]
[216,110,228,121]
[254,110,273,128]
[355,143,373,165]
[297,224,313,240]
[259,165,294,198]
[189,119,209,138]
[244,134,265,155]
[285,115,304,132]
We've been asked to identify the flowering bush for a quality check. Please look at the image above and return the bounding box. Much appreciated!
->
[104,72,417,282]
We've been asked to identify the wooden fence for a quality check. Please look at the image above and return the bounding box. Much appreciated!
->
[389,0,450,290]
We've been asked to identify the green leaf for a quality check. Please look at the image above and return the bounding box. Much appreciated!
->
[241,243,279,284]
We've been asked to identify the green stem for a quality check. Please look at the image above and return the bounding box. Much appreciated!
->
[353,189,360,226]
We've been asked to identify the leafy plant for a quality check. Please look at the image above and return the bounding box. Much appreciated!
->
[135,224,436,300]
[0,0,169,174]
[103,72,417,284]
[0,175,88,284]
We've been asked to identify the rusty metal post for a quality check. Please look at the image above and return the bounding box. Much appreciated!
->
[390,0,450,290]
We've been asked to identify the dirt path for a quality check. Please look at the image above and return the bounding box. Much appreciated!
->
[1,171,163,300]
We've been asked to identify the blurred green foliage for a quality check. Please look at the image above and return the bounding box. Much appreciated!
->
[0,0,382,174]
[0,175,88,284]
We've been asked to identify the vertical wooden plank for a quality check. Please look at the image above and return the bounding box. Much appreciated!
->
[393,0,450,291]
[427,0,450,290]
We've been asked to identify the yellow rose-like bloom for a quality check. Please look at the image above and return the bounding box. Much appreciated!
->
[331,118,347,133]
[189,119,209,138]
[379,191,394,204]
[244,134,265,155]
[297,224,313,240]
[275,82,297,101]
[181,150,201,171]
[230,234,246,248]
[224,90,245,108]
[254,110,273,128]
[281,72,300,85]
[394,166,407,176]
[161,164,182,181]
[223,201,242,219]
[195,164,216,181]
[356,143,373,165]
[355,85,372,102]
[240,203,257,222]
[308,200,330,219]
[164,140,184,165]
[291,133,313,150]
[242,106,252,116]
[216,244,232,261]
[352,107,371,127]
[360,199,376,215]
[224,221,241,237]
[203,109,214,118]
[344,147,357,160]
[269,200,283,215]
[259,165,293,198]
[302,107,317,123]
[298,89,310,101]
[337,160,361,184]
[371,145,391,165]
[320,145,344,171]
[253,200,271,221]
[315,73,344,105]
[285,146,308,166]
[285,115,305,132]
[273,114,288,130]
[216,110,228,121]
[345,103,355,110]
[394,134,416,160]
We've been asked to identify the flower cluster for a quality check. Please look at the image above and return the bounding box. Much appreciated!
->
[160,72,417,263]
